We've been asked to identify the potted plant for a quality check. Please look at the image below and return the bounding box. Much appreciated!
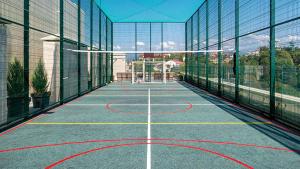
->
[177,73,184,81]
[31,59,51,109]
[7,58,25,119]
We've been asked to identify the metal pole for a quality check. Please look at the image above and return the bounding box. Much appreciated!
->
[99,10,102,86]
[150,23,152,51]
[185,22,188,81]
[143,59,145,82]
[197,10,201,87]
[163,57,166,83]
[77,0,81,95]
[89,0,93,90]
[191,16,194,83]
[206,1,209,90]
[132,62,135,83]
[270,0,276,117]
[218,0,222,96]
[135,22,137,60]
[59,0,64,104]
[111,21,113,82]
[161,23,164,82]
[235,0,240,102]
[24,0,30,114]
[106,17,109,83]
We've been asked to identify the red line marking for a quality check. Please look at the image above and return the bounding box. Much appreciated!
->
[105,99,193,115]
[45,142,254,169]
[0,114,46,137]
[105,102,145,114]
[178,100,193,113]
[105,102,118,113]
[0,138,296,153]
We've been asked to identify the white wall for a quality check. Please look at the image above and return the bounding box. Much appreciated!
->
[113,55,126,81]
[0,24,7,125]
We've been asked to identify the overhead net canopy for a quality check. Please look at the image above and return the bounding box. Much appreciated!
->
[96,0,205,22]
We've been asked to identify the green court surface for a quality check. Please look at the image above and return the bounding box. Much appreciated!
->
[1,82,300,169]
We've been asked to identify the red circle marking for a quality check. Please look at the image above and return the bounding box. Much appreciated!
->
[45,142,254,169]
[105,102,145,114]
[0,138,296,153]
[105,99,193,115]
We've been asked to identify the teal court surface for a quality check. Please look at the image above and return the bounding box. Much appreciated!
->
[0,82,300,169]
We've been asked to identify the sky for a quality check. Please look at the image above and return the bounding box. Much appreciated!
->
[96,0,204,22]
[75,0,300,54]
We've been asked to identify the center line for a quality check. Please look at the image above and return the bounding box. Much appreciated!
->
[147,88,151,169]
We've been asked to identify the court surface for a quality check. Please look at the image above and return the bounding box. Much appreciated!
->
[1,81,300,169]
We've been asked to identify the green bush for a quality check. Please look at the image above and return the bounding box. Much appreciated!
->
[31,59,49,96]
[7,58,24,97]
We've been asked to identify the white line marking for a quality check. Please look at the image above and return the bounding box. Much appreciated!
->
[70,50,224,54]
[147,88,151,169]
[86,95,199,97]
[66,103,228,106]
[97,88,189,90]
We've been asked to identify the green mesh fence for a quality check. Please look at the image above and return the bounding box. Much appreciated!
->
[0,0,113,126]
[185,0,300,128]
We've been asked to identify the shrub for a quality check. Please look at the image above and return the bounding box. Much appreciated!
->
[7,58,24,97]
[31,59,49,96]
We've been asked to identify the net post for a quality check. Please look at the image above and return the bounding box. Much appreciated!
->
[163,56,167,84]
[132,62,135,84]
[143,59,145,82]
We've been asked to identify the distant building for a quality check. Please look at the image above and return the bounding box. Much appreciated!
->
[113,53,126,81]
[0,21,8,124]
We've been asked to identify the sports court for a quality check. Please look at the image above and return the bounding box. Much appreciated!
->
[1,81,299,169]
[1,0,300,168]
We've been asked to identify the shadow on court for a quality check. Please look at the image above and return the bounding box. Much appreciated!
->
[0,81,300,168]
[179,81,300,154]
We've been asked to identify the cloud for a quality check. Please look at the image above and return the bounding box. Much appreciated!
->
[137,41,145,46]
[287,35,300,41]
[168,41,175,46]
[114,45,121,50]
[248,34,269,42]
[276,35,300,43]
[275,35,300,48]
[162,41,176,49]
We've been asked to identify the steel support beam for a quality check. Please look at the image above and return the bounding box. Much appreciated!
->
[99,10,102,86]
[235,0,240,102]
[218,0,222,96]
[197,10,201,87]
[89,0,93,90]
[77,0,81,95]
[106,17,109,83]
[24,0,30,114]
[59,0,64,104]
[191,17,194,83]
[270,0,276,117]
[111,21,113,82]
[206,1,209,89]
[185,22,188,81]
